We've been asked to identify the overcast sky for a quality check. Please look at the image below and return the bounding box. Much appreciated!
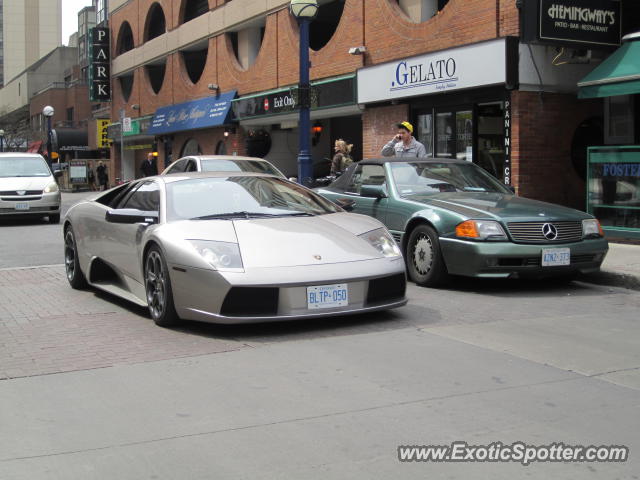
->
[61,0,94,45]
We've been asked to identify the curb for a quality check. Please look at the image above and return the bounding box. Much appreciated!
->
[578,270,640,291]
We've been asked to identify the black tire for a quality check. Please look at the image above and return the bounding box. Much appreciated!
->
[144,245,180,327]
[49,213,60,224]
[64,227,88,289]
[406,224,449,287]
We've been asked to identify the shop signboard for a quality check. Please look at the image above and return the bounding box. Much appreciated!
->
[539,0,621,47]
[97,119,111,148]
[89,27,111,101]
[357,39,511,104]
[148,91,237,135]
[233,76,356,121]
[69,160,87,184]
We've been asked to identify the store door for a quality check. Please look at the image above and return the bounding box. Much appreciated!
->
[477,102,505,181]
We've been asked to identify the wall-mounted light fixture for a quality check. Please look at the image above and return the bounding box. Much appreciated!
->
[311,121,323,146]
[131,104,140,110]
[224,126,236,138]
[208,83,220,93]
[348,46,366,55]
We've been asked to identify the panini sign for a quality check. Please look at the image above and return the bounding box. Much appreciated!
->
[89,27,111,101]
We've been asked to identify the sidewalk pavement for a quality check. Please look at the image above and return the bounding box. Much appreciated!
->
[581,241,640,291]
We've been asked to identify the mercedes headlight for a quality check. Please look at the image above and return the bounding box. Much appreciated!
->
[44,182,59,193]
[359,227,401,257]
[455,220,507,241]
[188,240,243,270]
[582,219,604,238]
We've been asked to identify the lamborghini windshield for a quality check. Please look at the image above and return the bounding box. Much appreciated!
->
[167,176,341,221]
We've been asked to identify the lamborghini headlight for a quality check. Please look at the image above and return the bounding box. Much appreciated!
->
[44,182,59,193]
[359,227,401,257]
[188,240,243,271]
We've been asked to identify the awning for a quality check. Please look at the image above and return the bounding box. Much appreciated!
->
[52,129,89,151]
[147,90,237,135]
[578,32,640,99]
[26,140,43,153]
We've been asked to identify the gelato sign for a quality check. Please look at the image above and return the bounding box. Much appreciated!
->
[357,39,508,104]
[539,0,621,46]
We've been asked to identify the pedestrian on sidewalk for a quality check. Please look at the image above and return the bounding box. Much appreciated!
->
[87,162,97,191]
[96,161,108,191]
[381,121,427,158]
[141,153,158,177]
[331,139,354,175]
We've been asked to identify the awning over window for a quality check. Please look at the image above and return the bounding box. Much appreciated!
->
[147,90,237,135]
[578,33,640,99]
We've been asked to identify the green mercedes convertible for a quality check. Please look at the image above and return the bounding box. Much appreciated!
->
[316,158,608,286]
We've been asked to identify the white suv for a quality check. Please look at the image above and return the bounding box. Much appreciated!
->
[0,153,62,223]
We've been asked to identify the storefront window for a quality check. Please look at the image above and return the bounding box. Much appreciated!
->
[456,110,472,161]
[436,112,453,157]
[181,138,201,156]
[416,113,433,157]
[587,147,640,232]
[477,102,505,180]
[605,95,634,144]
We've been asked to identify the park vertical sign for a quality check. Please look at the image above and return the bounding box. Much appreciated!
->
[89,27,111,101]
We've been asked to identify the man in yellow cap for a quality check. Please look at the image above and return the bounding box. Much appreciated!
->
[381,121,427,157]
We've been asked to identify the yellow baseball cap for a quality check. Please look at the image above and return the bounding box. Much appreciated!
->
[396,121,413,134]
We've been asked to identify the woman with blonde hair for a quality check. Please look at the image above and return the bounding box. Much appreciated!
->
[331,139,354,175]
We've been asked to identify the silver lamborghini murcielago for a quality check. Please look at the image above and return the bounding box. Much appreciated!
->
[63,172,407,327]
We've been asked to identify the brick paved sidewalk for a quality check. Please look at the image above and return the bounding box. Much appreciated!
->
[0,266,245,380]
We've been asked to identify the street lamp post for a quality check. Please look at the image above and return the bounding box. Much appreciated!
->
[0,129,4,152]
[43,106,55,171]
[289,0,318,186]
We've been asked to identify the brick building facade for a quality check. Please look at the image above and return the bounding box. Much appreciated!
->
[107,0,639,210]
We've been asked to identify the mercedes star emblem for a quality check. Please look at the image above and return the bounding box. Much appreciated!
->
[542,223,558,241]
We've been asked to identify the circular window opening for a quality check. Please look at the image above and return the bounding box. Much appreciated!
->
[119,74,134,102]
[145,60,166,94]
[181,138,202,157]
[309,0,344,51]
[395,0,449,22]
[228,19,266,70]
[215,140,227,155]
[116,21,134,55]
[180,40,208,84]
[181,0,209,24]
[145,3,166,42]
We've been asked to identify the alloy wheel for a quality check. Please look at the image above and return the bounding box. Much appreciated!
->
[145,251,166,320]
[64,230,76,282]
[412,234,433,275]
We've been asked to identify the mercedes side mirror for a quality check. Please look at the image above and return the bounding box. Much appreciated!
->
[360,184,387,199]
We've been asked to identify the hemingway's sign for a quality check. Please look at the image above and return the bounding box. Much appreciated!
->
[89,27,111,101]
[540,0,621,46]
[357,39,507,104]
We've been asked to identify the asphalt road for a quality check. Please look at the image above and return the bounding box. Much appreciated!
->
[0,191,94,268]
[0,201,638,479]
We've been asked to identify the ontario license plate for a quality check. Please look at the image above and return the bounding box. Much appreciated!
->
[14,202,29,211]
[542,248,570,266]
[307,284,348,309]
